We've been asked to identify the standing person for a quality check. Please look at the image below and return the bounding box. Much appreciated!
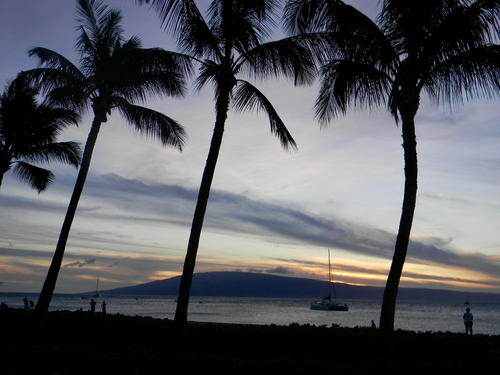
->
[463,308,473,335]
[101,301,107,314]
[90,299,96,313]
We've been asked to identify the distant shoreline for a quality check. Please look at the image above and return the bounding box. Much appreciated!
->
[3,271,500,303]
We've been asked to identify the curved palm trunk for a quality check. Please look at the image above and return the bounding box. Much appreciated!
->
[379,109,418,358]
[35,118,103,314]
[174,88,231,348]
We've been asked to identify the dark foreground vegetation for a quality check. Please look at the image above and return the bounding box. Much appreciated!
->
[1,306,499,375]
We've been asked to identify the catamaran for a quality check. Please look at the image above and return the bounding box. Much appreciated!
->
[93,279,102,298]
[310,250,348,311]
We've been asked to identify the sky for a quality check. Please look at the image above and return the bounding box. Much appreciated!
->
[1,0,500,296]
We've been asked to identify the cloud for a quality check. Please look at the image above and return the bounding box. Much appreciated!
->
[245,268,264,273]
[0,247,55,259]
[3,171,500,291]
[64,258,97,268]
[15,172,498,281]
[266,266,294,275]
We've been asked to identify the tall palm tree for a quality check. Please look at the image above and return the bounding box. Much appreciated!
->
[0,79,81,193]
[284,0,500,357]
[136,0,316,337]
[20,0,192,314]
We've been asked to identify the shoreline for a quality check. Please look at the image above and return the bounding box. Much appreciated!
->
[2,306,499,374]
[3,293,497,336]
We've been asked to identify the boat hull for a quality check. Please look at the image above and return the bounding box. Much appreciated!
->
[310,302,348,311]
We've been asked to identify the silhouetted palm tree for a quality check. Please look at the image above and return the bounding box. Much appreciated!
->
[20,0,192,314]
[285,0,500,357]
[137,0,316,338]
[0,80,81,192]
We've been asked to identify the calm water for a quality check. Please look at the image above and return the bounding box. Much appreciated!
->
[1,293,498,335]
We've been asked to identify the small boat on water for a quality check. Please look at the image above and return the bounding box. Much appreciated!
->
[464,292,471,305]
[93,279,102,298]
[310,250,348,312]
[310,296,348,311]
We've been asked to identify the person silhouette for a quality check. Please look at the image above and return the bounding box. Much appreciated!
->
[90,298,96,313]
[463,307,473,335]
[101,301,107,314]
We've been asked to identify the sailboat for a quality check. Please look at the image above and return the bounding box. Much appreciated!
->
[93,279,102,298]
[310,250,348,311]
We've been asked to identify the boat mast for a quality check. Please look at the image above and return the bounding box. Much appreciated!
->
[329,249,338,302]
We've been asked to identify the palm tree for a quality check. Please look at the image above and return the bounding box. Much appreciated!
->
[0,79,81,193]
[284,0,500,357]
[136,0,316,338]
[20,0,192,314]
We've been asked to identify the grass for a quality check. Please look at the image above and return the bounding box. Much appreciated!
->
[1,306,499,374]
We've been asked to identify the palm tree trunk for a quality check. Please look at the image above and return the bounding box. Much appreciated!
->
[379,111,418,358]
[35,118,102,314]
[174,88,231,348]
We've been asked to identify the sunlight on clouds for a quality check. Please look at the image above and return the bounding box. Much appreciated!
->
[0,264,37,276]
[74,275,100,281]
[73,275,121,284]
[149,271,182,281]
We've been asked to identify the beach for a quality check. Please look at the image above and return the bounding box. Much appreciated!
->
[1,305,499,375]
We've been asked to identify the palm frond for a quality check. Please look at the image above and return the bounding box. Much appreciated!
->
[316,59,393,125]
[76,27,98,71]
[136,0,218,58]
[112,48,192,103]
[194,60,220,93]
[283,0,336,34]
[76,0,109,33]
[208,0,279,54]
[76,0,125,77]
[18,67,85,99]
[28,47,82,74]
[35,105,81,132]
[11,161,54,193]
[281,32,339,69]
[22,47,88,106]
[232,80,297,151]
[43,85,90,114]
[283,0,398,84]
[20,142,82,168]
[76,0,121,46]
[114,98,186,150]
[1,80,82,163]
[425,44,500,107]
[238,36,316,86]
[101,9,124,44]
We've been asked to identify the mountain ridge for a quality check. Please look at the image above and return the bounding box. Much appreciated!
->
[99,271,500,303]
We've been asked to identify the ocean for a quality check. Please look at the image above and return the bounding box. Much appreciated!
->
[1,293,498,335]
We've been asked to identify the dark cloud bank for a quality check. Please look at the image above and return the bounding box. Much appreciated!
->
[84,174,500,280]
[3,172,499,283]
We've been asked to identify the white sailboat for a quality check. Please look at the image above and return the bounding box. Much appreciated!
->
[93,279,102,298]
[310,250,348,311]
